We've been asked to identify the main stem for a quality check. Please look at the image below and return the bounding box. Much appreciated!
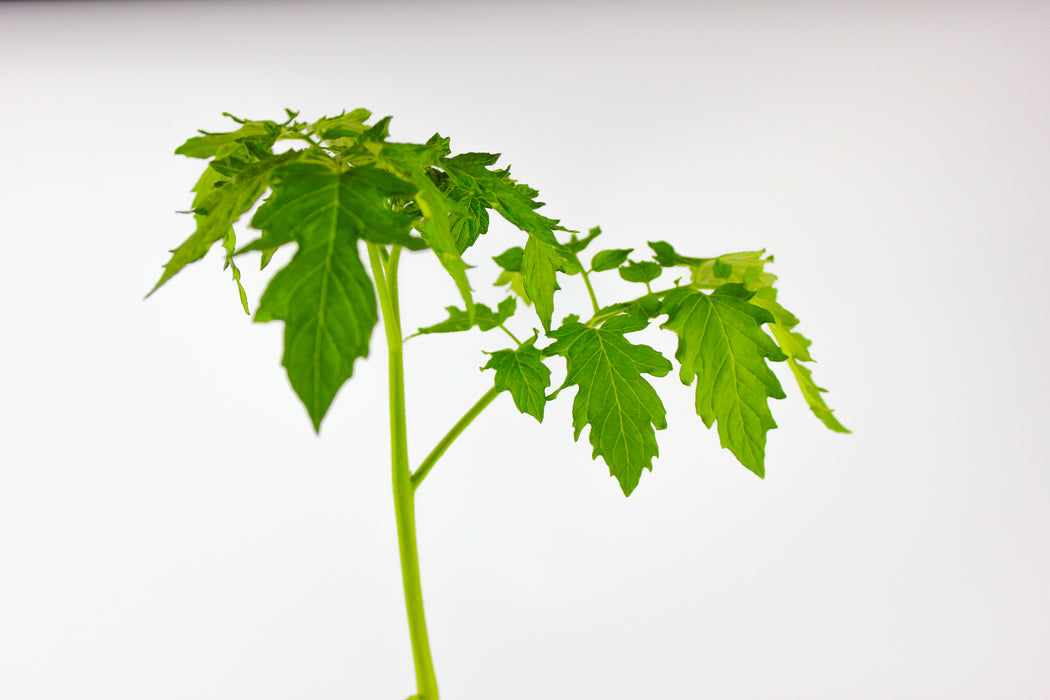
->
[367,243,439,700]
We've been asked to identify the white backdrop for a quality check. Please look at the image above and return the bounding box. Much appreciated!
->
[2,1,1048,698]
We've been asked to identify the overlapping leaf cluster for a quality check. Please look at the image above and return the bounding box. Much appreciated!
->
[153,109,847,495]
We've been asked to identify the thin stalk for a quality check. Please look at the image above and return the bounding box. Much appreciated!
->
[579,266,601,316]
[411,386,501,490]
[366,243,439,700]
[498,323,522,346]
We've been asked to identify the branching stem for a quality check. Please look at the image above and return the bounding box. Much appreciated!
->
[411,385,501,490]
[366,242,439,700]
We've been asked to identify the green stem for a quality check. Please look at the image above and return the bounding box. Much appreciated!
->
[498,323,522,346]
[579,265,601,315]
[366,243,439,700]
[411,386,501,490]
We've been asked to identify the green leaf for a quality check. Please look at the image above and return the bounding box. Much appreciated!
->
[252,161,421,430]
[149,149,302,297]
[692,250,776,290]
[661,284,787,477]
[446,186,490,253]
[566,226,602,254]
[493,246,524,272]
[749,288,849,433]
[365,139,476,318]
[414,297,516,336]
[619,260,662,284]
[712,258,733,279]
[174,118,279,159]
[544,315,673,496]
[591,247,633,272]
[523,237,562,332]
[221,228,250,314]
[649,240,705,267]
[307,108,372,140]
[483,337,551,422]
[440,154,571,248]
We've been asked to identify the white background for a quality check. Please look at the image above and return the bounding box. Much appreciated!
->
[2,1,1048,698]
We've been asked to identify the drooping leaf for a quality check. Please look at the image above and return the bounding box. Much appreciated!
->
[660,284,787,477]
[619,260,662,285]
[364,138,476,318]
[544,315,673,496]
[590,247,633,272]
[414,297,516,336]
[749,288,849,433]
[440,153,576,328]
[252,161,421,430]
[483,337,551,422]
[149,149,302,296]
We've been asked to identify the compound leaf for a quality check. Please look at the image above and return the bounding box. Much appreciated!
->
[414,297,516,336]
[661,284,787,477]
[544,315,672,496]
[483,337,551,422]
[253,160,420,430]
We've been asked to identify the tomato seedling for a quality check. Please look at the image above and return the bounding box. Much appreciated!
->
[150,109,848,700]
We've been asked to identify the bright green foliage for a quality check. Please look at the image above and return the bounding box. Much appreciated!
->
[661,284,788,477]
[414,297,516,336]
[155,107,850,700]
[619,260,662,285]
[750,288,850,433]
[149,149,301,297]
[483,337,551,422]
[545,315,673,495]
[154,107,848,487]
[252,161,420,430]
[590,248,633,272]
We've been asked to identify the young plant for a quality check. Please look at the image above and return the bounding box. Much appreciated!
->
[149,109,849,700]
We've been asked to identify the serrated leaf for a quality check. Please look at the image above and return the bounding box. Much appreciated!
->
[252,161,422,430]
[367,139,476,318]
[591,247,633,272]
[660,284,787,477]
[174,118,279,159]
[308,108,372,140]
[149,150,302,296]
[414,297,516,336]
[447,186,490,253]
[544,315,672,496]
[619,260,662,284]
[439,153,576,330]
[440,154,571,247]
[483,338,551,422]
[749,288,849,433]
[523,237,561,332]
